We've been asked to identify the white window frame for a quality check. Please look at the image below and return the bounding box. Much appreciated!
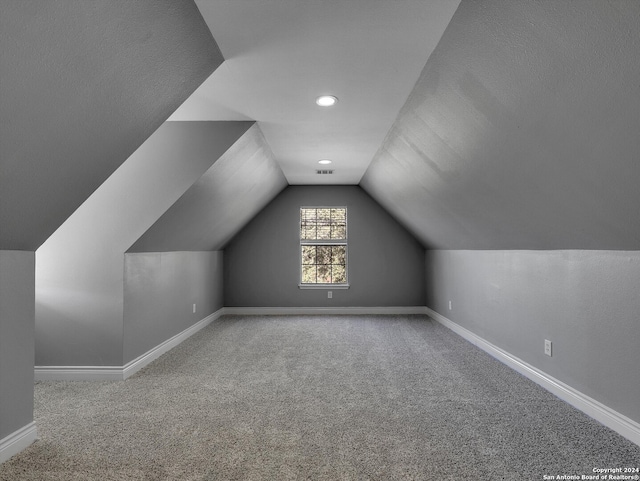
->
[299,206,349,289]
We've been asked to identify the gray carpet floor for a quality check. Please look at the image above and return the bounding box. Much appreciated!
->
[1,314,639,480]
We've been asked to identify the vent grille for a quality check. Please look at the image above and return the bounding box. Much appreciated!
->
[316,169,334,175]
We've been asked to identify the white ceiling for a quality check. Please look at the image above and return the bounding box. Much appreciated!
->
[169,0,460,185]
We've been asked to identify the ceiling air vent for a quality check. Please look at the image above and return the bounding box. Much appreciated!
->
[316,169,334,175]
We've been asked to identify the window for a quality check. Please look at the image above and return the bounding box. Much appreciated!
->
[300,207,348,287]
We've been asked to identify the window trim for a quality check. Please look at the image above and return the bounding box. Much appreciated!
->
[298,206,349,289]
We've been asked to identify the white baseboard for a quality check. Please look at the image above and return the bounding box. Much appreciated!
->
[34,308,224,381]
[425,307,640,447]
[0,422,38,464]
[34,365,124,381]
[122,308,222,379]
[223,306,427,316]
[31,305,639,447]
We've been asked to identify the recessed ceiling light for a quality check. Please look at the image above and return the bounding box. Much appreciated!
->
[316,95,338,107]
[318,159,332,165]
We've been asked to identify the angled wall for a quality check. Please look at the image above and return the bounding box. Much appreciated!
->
[1,0,223,460]
[123,124,286,364]
[224,185,425,308]
[361,0,640,251]
[361,0,640,435]
[129,124,287,252]
[36,122,252,367]
[0,0,222,251]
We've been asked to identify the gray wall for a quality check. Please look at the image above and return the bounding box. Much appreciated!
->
[0,0,221,250]
[36,122,251,366]
[361,0,640,250]
[0,252,35,440]
[129,124,287,252]
[123,251,224,364]
[1,0,221,451]
[358,0,640,434]
[426,250,640,425]
[225,185,425,307]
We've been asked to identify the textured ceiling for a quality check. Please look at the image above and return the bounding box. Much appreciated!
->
[170,0,461,185]
[361,0,640,250]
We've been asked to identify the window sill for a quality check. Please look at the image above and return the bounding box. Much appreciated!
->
[299,284,350,290]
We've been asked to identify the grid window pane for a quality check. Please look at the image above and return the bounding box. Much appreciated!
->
[332,265,346,283]
[302,246,316,265]
[300,207,347,285]
[317,226,331,239]
[300,244,347,284]
[300,208,346,241]
[331,208,345,223]
[318,208,331,224]
[317,264,331,283]
[301,225,316,240]
[302,265,317,284]
[317,246,331,265]
[331,224,346,239]
[301,209,316,223]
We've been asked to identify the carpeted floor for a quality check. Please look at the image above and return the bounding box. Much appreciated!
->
[1,315,639,480]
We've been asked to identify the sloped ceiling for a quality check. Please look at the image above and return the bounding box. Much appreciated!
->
[361,0,640,250]
[128,124,287,252]
[170,0,460,185]
[36,121,253,366]
[0,0,222,250]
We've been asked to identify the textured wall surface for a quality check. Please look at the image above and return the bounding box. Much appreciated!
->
[0,252,35,440]
[225,185,425,308]
[359,0,640,435]
[0,0,222,250]
[36,122,251,366]
[123,251,224,364]
[426,249,640,425]
[0,1,222,458]
[362,0,640,250]
[129,125,287,252]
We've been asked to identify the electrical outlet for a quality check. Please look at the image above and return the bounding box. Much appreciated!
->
[544,339,552,357]
[328,291,332,299]
[448,300,452,310]
[193,303,196,314]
